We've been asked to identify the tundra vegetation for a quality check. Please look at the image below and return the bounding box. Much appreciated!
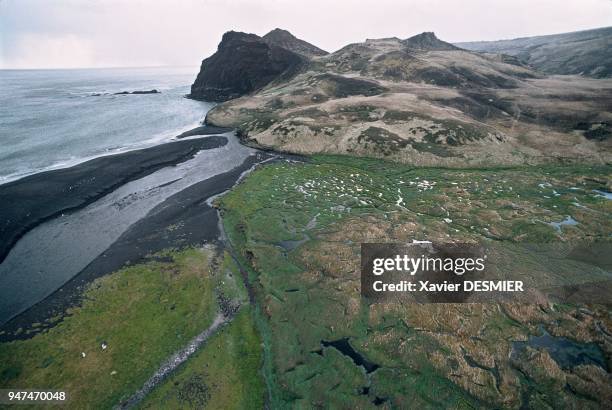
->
[199,31,611,405]
[218,156,611,408]
[0,247,264,409]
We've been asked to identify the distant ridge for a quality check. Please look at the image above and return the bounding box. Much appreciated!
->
[456,26,612,78]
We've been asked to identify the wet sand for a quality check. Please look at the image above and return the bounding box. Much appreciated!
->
[0,136,227,264]
[0,151,270,340]
[0,131,281,337]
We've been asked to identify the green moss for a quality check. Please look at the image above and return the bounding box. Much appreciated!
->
[410,141,458,157]
[216,250,249,305]
[219,155,611,408]
[0,248,219,409]
[139,308,264,410]
[290,107,329,118]
[339,105,380,122]
[383,109,420,122]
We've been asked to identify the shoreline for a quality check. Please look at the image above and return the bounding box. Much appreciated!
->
[0,116,219,187]
[0,129,232,264]
[0,134,273,340]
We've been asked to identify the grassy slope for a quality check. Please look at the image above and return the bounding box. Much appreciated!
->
[0,248,219,409]
[219,155,611,408]
[139,308,264,410]
[138,251,265,409]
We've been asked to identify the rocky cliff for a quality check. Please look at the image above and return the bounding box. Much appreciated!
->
[189,31,305,102]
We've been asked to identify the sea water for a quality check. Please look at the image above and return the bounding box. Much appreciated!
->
[0,66,213,184]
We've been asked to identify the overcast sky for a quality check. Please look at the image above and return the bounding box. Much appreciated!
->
[1,0,611,69]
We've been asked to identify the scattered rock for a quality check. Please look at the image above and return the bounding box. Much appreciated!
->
[113,89,160,95]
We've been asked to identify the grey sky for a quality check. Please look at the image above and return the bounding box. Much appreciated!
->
[1,0,611,69]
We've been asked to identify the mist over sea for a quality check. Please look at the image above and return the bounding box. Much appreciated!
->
[0,66,213,184]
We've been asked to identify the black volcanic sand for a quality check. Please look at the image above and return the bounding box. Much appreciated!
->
[0,152,273,342]
[0,136,227,264]
[175,125,234,139]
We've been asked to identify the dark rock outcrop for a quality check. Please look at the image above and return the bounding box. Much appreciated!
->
[189,31,305,102]
[113,89,160,95]
[262,28,328,58]
[402,32,460,51]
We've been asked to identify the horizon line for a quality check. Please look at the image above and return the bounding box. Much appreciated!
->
[0,64,200,71]
[2,24,610,70]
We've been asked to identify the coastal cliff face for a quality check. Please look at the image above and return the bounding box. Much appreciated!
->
[189,31,305,101]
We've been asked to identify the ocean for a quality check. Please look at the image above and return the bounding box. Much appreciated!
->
[0,66,213,184]
[0,66,265,325]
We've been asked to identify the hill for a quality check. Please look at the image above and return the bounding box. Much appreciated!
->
[201,31,611,166]
[263,28,328,58]
[456,26,612,78]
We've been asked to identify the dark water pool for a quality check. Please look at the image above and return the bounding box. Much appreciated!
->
[321,338,380,373]
[511,326,607,371]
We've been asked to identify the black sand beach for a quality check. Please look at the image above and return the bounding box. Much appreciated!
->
[0,128,277,335]
[0,136,228,264]
[0,151,271,341]
[175,125,233,139]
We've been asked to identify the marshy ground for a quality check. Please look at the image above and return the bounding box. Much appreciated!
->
[218,156,611,408]
[0,247,262,409]
[0,155,609,408]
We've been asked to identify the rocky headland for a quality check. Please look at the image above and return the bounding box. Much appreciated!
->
[189,31,305,102]
[192,28,612,167]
